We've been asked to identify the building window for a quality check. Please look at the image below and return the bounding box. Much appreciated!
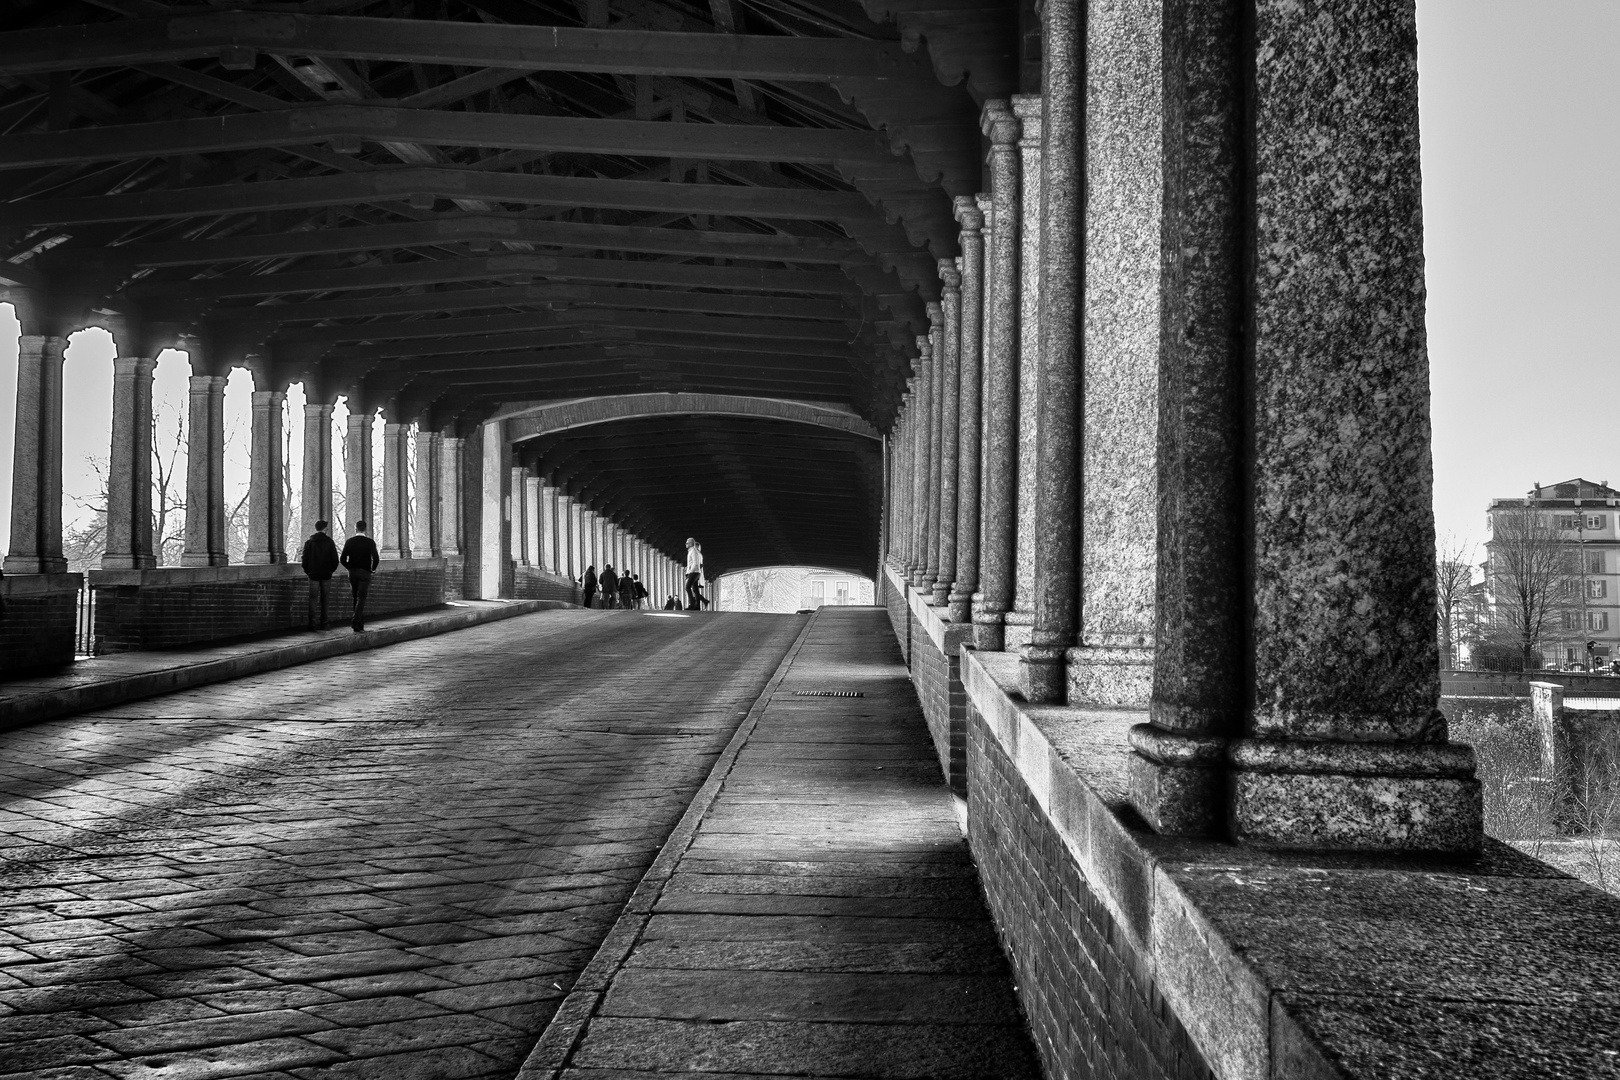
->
[1556,514,1581,530]
[1590,611,1611,632]
[1564,611,1581,631]
[811,580,825,607]
[1589,514,1608,530]
[835,581,850,605]
[1589,579,1609,599]
[1588,551,1607,574]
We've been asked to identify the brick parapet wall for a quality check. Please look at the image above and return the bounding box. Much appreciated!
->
[89,561,447,653]
[0,574,81,674]
[881,564,969,796]
[513,564,582,604]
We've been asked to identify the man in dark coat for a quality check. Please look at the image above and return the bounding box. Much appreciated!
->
[582,565,598,609]
[339,520,381,632]
[632,574,648,609]
[299,519,341,630]
[617,572,636,609]
[599,564,618,609]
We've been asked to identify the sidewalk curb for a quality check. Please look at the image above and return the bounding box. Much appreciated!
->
[0,600,570,733]
[514,609,819,1080]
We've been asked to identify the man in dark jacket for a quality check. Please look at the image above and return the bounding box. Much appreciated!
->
[339,520,381,632]
[599,564,618,609]
[582,565,598,609]
[299,519,341,630]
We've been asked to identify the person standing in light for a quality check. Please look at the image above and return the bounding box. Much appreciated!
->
[684,538,707,611]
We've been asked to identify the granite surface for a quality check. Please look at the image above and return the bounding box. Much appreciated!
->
[949,203,984,623]
[1009,94,1044,625]
[932,263,962,607]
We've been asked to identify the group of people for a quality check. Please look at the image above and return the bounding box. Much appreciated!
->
[298,519,380,633]
[579,563,650,609]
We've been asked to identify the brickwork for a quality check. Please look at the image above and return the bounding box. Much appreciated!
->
[0,574,80,674]
[91,562,446,653]
[880,569,911,664]
[968,707,1215,1080]
[513,564,582,604]
[881,566,967,795]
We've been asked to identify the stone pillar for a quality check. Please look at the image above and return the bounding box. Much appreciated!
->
[344,409,374,536]
[413,429,439,559]
[1005,94,1045,649]
[907,353,932,588]
[1067,0,1163,706]
[923,307,947,597]
[525,475,542,572]
[379,421,409,560]
[182,373,228,567]
[539,485,557,572]
[4,334,67,574]
[975,101,1021,650]
[102,354,157,570]
[478,420,505,599]
[932,267,963,608]
[299,402,334,543]
[509,467,530,566]
[949,201,986,623]
[1019,0,1081,705]
[1127,0,1480,853]
[568,501,583,578]
[439,434,462,557]
[244,388,287,564]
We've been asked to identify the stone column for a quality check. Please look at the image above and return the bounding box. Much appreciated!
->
[102,354,157,570]
[380,421,409,560]
[975,102,1021,649]
[923,308,948,597]
[568,501,583,578]
[509,467,530,566]
[344,409,374,536]
[4,334,67,574]
[244,388,287,564]
[300,402,334,542]
[525,475,542,572]
[1005,94,1045,648]
[413,429,439,559]
[539,485,557,572]
[907,355,932,587]
[1126,0,1480,853]
[182,373,228,567]
[1066,0,1163,706]
[439,434,462,557]
[932,268,963,608]
[1018,0,1082,704]
[949,201,986,623]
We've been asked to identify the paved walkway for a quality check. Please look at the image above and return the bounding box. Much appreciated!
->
[0,609,803,1080]
[0,600,562,733]
[533,608,1040,1079]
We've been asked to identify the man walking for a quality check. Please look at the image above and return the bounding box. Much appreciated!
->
[599,563,618,610]
[684,537,707,611]
[299,519,340,630]
[340,520,380,632]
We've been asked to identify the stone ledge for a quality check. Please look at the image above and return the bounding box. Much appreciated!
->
[959,646,1620,1080]
[0,600,566,733]
[890,563,973,656]
[0,572,82,597]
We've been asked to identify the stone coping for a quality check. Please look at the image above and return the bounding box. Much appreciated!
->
[88,557,447,587]
[891,564,972,655]
[960,646,1620,1079]
[0,599,565,732]
[0,572,82,596]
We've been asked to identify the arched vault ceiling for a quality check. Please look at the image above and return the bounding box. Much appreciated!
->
[519,414,882,578]
[0,0,1026,434]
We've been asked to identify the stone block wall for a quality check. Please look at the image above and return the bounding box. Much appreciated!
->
[0,574,81,674]
[513,565,581,604]
[881,568,912,665]
[90,561,446,653]
[969,707,1214,1080]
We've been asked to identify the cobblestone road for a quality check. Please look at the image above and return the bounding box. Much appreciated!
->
[0,610,803,1080]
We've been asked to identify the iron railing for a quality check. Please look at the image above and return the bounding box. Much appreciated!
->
[74,581,96,659]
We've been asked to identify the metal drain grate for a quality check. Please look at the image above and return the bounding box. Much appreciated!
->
[791,690,865,698]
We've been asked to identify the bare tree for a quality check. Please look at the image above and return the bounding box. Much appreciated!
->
[63,455,109,572]
[152,401,186,565]
[1435,534,1476,670]
[738,568,785,611]
[1486,505,1580,670]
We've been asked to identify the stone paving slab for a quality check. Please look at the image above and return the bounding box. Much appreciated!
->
[526,608,1039,1079]
[0,600,569,733]
[0,609,804,1079]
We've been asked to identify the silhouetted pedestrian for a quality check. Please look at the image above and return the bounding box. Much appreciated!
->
[684,538,707,610]
[617,572,636,609]
[340,520,380,632]
[599,564,618,609]
[633,574,648,609]
[582,565,597,609]
[664,595,679,611]
[299,519,340,630]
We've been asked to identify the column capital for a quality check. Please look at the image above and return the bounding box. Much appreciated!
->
[1011,93,1043,136]
[982,98,1020,143]
[953,196,984,232]
[111,355,157,379]
[937,259,961,289]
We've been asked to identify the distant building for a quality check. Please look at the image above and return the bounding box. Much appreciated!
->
[1485,478,1620,666]
[716,567,874,613]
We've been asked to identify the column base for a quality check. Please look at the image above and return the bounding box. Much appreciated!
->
[180,552,222,568]
[98,555,157,571]
[1003,609,1034,648]
[241,551,286,565]
[1018,644,1066,703]
[930,581,952,607]
[380,547,407,561]
[1066,643,1153,707]
[971,611,1006,651]
[947,590,974,624]
[1127,724,1228,837]
[1229,738,1482,854]
[2,556,68,575]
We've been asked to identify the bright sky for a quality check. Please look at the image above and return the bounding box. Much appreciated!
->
[1,2,1616,562]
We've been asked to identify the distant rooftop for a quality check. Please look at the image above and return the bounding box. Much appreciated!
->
[1492,477,1620,507]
